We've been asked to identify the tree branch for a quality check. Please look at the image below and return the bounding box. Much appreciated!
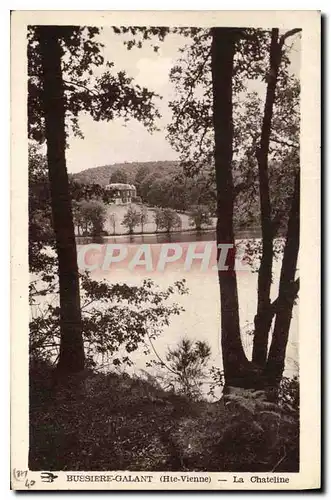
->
[253,28,281,366]
[279,29,302,47]
[63,79,99,97]
[270,137,298,148]
[270,277,300,315]
[146,331,178,377]
[173,47,212,129]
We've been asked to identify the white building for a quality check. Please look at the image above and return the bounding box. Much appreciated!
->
[105,183,137,205]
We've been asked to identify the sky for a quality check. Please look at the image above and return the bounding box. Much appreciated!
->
[65,29,301,174]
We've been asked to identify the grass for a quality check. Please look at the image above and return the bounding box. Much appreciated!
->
[29,360,299,472]
[104,203,215,235]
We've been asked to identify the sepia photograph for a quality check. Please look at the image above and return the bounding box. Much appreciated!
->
[11,10,320,490]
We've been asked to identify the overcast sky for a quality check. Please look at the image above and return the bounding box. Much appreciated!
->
[66,29,300,174]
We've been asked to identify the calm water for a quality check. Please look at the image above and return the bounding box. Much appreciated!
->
[76,227,262,246]
[78,235,298,381]
[31,234,298,387]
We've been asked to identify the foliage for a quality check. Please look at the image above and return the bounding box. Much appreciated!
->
[29,147,189,373]
[189,205,212,231]
[73,161,217,214]
[109,169,128,184]
[109,212,118,235]
[30,265,188,369]
[154,208,182,233]
[28,144,55,274]
[29,360,299,472]
[208,365,225,399]
[28,26,162,143]
[139,206,149,232]
[139,170,216,213]
[167,28,300,232]
[278,375,299,412]
[121,205,141,234]
[167,27,300,387]
[150,338,212,400]
[211,385,298,471]
[70,179,114,204]
[73,160,177,186]
[29,145,111,259]
[112,26,169,53]
[29,360,194,471]
[29,26,301,473]
[72,199,107,236]
[171,380,299,472]
[154,208,164,232]
[134,164,152,195]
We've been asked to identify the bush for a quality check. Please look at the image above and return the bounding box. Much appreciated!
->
[154,208,182,233]
[72,200,107,236]
[29,359,299,472]
[109,212,117,235]
[121,205,140,234]
[29,363,194,471]
[189,205,212,231]
[132,196,142,203]
[151,338,212,400]
[139,206,149,232]
[172,385,299,472]
[154,208,164,232]
[30,269,188,370]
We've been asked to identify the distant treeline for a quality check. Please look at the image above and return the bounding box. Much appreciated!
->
[72,161,178,186]
[72,161,216,213]
[71,161,288,236]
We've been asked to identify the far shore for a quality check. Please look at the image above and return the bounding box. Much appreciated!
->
[76,227,216,238]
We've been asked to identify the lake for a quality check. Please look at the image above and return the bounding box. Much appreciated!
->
[77,233,298,383]
[31,233,298,393]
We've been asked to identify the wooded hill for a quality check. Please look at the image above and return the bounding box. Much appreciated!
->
[72,160,179,186]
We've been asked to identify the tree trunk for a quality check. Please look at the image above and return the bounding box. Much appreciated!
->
[265,172,300,385]
[252,29,283,367]
[38,26,85,375]
[211,28,255,387]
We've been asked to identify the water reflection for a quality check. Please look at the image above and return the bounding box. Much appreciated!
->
[76,228,261,246]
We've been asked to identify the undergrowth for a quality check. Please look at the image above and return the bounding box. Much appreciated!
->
[29,359,299,472]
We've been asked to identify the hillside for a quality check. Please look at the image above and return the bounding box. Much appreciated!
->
[29,361,299,472]
[72,161,179,186]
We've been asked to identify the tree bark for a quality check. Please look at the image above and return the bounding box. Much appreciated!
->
[211,28,254,387]
[38,26,85,375]
[252,29,283,367]
[265,172,300,384]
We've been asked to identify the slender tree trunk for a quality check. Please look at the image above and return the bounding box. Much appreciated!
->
[252,29,283,367]
[38,26,85,375]
[265,173,300,384]
[211,28,254,387]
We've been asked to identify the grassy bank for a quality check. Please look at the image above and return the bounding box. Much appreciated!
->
[29,361,299,472]
[103,203,193,235]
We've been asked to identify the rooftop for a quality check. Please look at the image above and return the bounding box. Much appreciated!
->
[105,183,136,190]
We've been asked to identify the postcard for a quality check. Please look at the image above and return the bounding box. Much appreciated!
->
[11,10,320,490]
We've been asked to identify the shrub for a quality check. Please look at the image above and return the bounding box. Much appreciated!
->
[30,268,188,370]
[154,208,182,233]
[73,200,107,236]
[139,206,149,233]
[150,338,212,400]
[109,212,117,235]
[122,205,140,234]
[154,208,163,232]
[172,385,299,472]
[189,205,212,231]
